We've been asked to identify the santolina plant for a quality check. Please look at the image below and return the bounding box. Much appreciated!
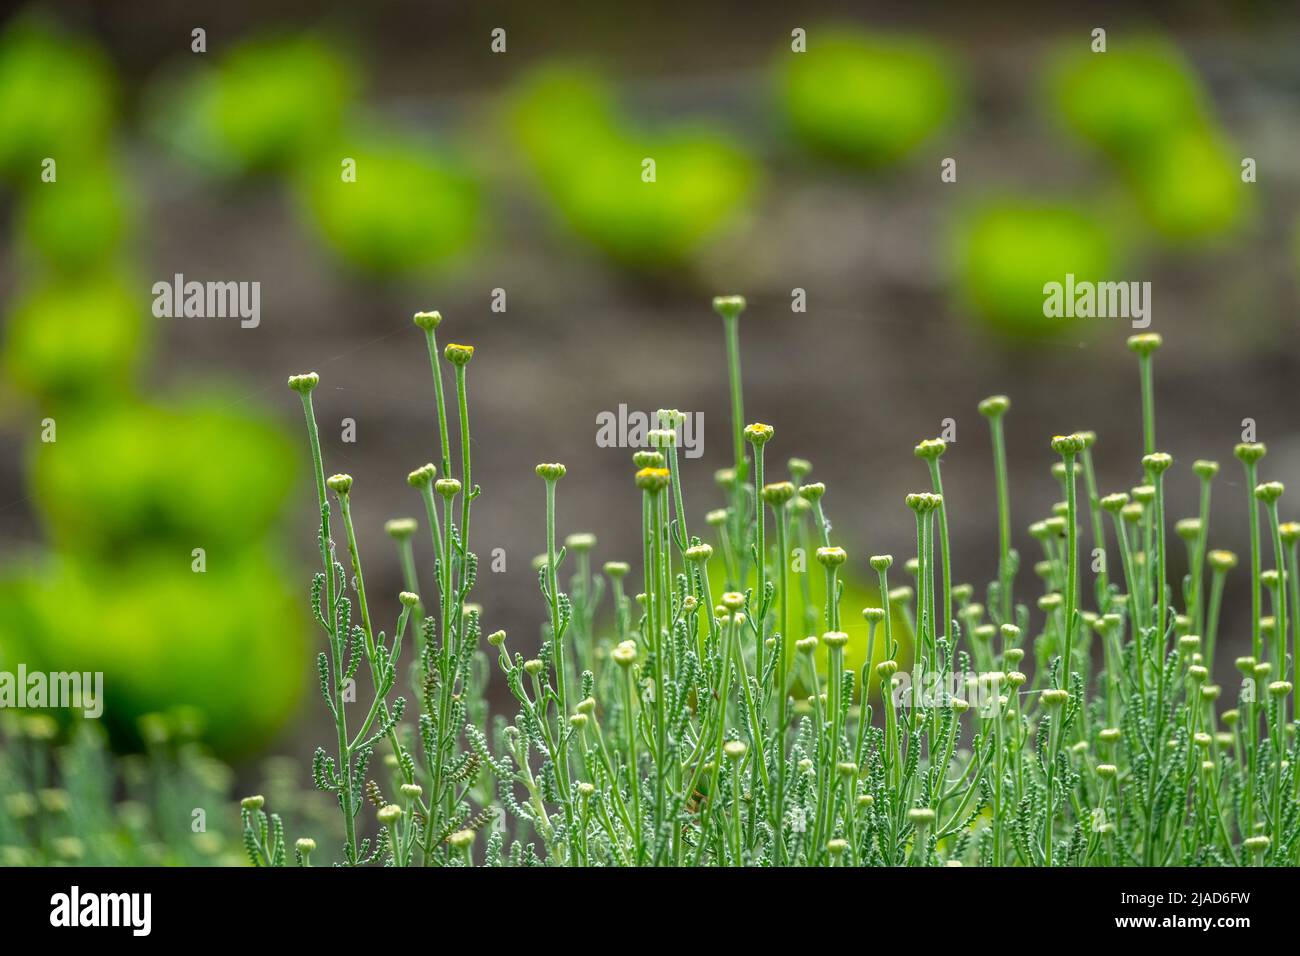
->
[266,302,1299,867]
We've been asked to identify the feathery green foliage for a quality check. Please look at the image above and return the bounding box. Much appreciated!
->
[279,304,1298,866]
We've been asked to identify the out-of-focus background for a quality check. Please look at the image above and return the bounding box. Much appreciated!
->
[2,1,1298,772]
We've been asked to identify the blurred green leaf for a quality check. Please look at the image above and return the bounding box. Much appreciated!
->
[154,34,357,176]
[0,550,306,757]
[952,199,1116,337]
[30,397,297,558]
[16,156,134,271]
[510,66,757,266]
[1047,37,1207,156]
[0,17,115,177]
[778,28,957,168]
[1125,127,1246,243]
[3,271,148,400]
[296,129,479,275]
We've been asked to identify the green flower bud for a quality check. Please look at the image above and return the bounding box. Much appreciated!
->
[914,438,946,461]
[816,546,847,568]
[1254,481,1285,504]
[1234,442,1266,465]
[822,630,849,649]
[326,474,353,495]
[612,640,638,667]
[565,532,597,552]
[761,481,796,506]
[1192,459,1219,479]
[604,561,630,578]
[1142,452,1172,474]
[788,457,812,479]
[1126,333,1162,357]
[443,343,475,366]
[799,482,826,502]
[905,492,942,513]
[723,739,747,761]
[634,467,671,493]
[862,606,885,625]
[743,422,774,446]
[413,310,442,331]
[684,543,713,563]
[978,395,1010,418]
[1099,492,1128,513]
[385,517,418,539]
[407,463,436,487]
[435,477,462,498]
[448,828,475,849]
[535,462,567,481]
[1050,433,1087,457]
[399,591,420,608]
[656,408,685,429]
[287,372,320,394]
[487,629,506,647]
[241,795,265,811]
[647,428,677,449]
[712,295,746,321]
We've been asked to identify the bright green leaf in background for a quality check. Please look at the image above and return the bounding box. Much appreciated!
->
[1047,37,1247,245]
[0,17,115,178]
[0,550,304,757]
[296,131,479,275]
[3,272,148,400]
[155,34,357,176]
[778,28,957,168]
[510,66,758,266]
[951,199,1115,338]
[29,397,297,558]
